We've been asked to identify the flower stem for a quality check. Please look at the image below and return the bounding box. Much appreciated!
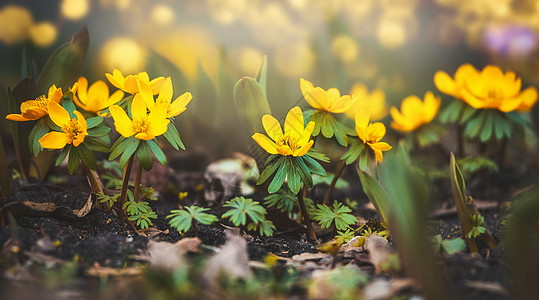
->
[133,161,143,203]
[298,187,316,241]
[81,161,104,194]
[322,160,346,205]
[117,156,134,213]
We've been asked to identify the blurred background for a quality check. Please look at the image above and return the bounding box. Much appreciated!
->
[1,0,539,157]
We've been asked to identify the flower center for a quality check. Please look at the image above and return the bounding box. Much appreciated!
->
[277,133,299,151]
[132,116,149,134]
[63,118,83,144]
[36,95,48,108]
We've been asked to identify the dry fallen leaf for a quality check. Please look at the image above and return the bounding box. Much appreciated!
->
[144,238,201,271]
[365,235,394,273]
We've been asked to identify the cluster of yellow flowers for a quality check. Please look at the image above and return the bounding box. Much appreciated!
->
[434,64,538,113]
[6,70,192,149]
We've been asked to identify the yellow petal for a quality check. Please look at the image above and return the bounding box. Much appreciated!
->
[156,77,173,105]
[39,131,68,149]
[103,90,125,109]
[106,70,124,90]
[369,142,392,164]
[109,105,135,137]
[294,139,314,157]
[21,107,48,120]
[298,121,315,145]
[284,106,305,136]
[300,78,315,95]
[390,106,414,132]
[262,114,283,142]
[423,91,441,123]
[124,76,140,94]
[48,101,70,127]
[135,132,155,140]
[434,71,459,97]
[330,95,355,113]
[355,108,370,130]
[169,92,192,118]
[517,87,538,112]
[149,77,166,95]
[252,133,279,154]
[138,80,155,109]
[304,87,329,110]
[76,77,88,104]
[368,122,386,143]
[6,114,29,121]
[74,110,88,133]
[132,94,147,118]
[148,106,170,137]
[136,72,150,83]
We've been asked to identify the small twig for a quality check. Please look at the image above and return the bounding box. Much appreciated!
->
[117,156,134,217]
[133,161,142,203]
[298,186,316,241]
[322,160,346,205]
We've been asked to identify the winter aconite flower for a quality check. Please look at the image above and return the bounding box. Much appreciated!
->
[105,69,165,95]
[6,85,63,121]
[72,77,124,116]
[252,106,315,157]
[38,102,88,149]
[345,83,388,121]
[390,92,441,132]
[434,64,538,113]
[109,92,170,140]
[139,77,193,118]
[355,110,391,163]
[300,78,355,113]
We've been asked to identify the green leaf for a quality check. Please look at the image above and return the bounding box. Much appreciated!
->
[441,238,467,254]
[358,169,390,223]
[147,139,167,166]
[358,148,370,172]
[167,206,218,233]
[86,116,104,129]
[88,125,111,137]
[67,147,80,174]
[136,141,153,171]
[449,153,478,253]
[55,146,70,166]
[268,161,288,193]
[303,155,327,176]
[223,197,266,227]
[85,137,110,153]
[233,76,272,171]
[313,200,357,231]
[29,118,49,156]
[293,156,313,188]
[257,156,283,185]
[163,121,185,150]
[109,136,127,160]
[36,26,88,94]
[479,111,494,142]
[286,158,302,194]
[341,139,364,165]
[254,55,268,97]
[465,111,486,138]
[119,138,140,167]
[60,95,77,119]
[78,142,96,170]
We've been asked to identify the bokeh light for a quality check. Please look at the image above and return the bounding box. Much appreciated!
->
[0,5,33,45]
[331,35,360,63]
[151,4,175,26]
[30,22,58,47]
[101,37,147,74]
[377,19,407,49]
[61,0,90,21]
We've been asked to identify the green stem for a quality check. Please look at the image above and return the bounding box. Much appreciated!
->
[133,161,143,203]
[322,160,346,205]
[117,156,134,213]
[298,187,317,241]
[456,124,464,158]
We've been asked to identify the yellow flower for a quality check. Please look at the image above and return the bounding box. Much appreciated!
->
[252,106,315,157]
[434,64,538,113]
[72,77,125,116]
[355,110,392,164]
[390,91,441,133]
[345,83,388,121]
[139,77,193,118]
[6,85,63,121]
[109,91,170,140]
[300,78,355,113]
[105,69,165,95]
[38,102,88,149]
